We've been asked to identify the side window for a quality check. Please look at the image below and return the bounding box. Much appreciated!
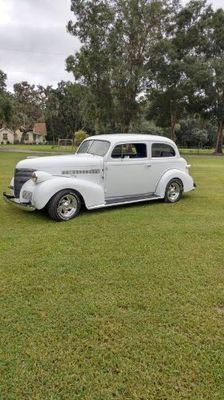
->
[152,143,176,158]
[111,144,122,158]
[111,143,147,159]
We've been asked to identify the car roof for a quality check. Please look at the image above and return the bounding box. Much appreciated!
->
[87,133,175,145]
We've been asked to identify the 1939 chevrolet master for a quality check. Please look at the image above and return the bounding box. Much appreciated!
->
[3,134,195,221]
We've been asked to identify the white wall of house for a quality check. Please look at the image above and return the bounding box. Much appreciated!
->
[0,128,14,144]
[23,131,34,144]
[36,135,46,144]
[14,129,23,143]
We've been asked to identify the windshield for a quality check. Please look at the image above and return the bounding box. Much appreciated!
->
[77,140,110,156]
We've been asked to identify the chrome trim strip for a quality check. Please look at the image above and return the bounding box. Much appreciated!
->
[105,192,159,205]
[3,192,35,212]
[62,169,100,175]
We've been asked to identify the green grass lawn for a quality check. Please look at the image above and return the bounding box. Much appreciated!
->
[1,153,224,399]
[0,144,75,153]
[179,148,215,155]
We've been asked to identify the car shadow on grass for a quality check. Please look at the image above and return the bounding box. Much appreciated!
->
[90,196,191,215]
[7,193,193,223]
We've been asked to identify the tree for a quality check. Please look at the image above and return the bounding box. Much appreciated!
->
[0,70,7,92]
[45,81,92,141]
[13,82,42,130]
[66,0,114,134]
[67,0,171,133]
[176,118,211,148]
[44,86,60,143]
[0,70,12,128]
[146,0,210,141]
[109,0,173,132]
[198,7,224,154]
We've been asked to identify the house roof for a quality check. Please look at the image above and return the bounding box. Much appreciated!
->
[0,128,14,134]
[33,123,47,136]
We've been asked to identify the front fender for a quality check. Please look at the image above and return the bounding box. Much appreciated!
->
[22,177,105,210]
[155,169,194,198]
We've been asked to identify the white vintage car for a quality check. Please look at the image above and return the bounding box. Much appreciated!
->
[3,134,195,221]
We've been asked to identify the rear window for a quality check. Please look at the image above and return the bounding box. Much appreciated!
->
[152,143,176,158]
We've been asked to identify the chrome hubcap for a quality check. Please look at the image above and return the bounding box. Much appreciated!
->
[57,194,77,219]
[167,182,180,202]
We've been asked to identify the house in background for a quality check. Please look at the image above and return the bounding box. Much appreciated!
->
[33,123,47,144]
[0,128,14,144]
[15,123,47,144]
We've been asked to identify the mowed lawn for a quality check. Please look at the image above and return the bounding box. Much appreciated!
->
[0,152,224,400]
[0,144,75,153]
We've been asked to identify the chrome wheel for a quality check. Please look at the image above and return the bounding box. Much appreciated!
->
[165,180,182,203]
[48,190,81,221]
[57,194,78,220]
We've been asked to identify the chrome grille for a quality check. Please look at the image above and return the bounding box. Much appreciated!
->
[14,169,35,198]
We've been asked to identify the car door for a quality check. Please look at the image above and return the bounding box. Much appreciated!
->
[104,142,152,200]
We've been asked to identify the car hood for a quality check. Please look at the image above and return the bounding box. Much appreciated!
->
[16,153,103,173]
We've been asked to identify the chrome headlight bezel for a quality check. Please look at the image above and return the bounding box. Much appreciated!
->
[31,170,52,184]
[32,172,38,183]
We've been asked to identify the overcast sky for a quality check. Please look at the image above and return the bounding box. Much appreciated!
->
[0,0,223,92]
[0,0,78,91]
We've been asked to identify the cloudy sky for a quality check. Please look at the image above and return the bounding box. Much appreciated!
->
[0,0,78,91]
[0,0,223,92]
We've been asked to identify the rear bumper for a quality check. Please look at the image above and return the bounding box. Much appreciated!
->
[3,192,36,212]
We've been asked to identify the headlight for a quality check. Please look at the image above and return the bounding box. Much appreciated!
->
[32,172,38,183]
[31,171,52,183]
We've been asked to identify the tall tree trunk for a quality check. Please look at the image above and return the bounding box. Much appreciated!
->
[95,116,100,135]
[122,90,137,133]
[170,100,176,142]
[215,120,223,155]
[123,123,130,133]
[121,113,131,133]
[95,106,101,135]
[50,120,55,145]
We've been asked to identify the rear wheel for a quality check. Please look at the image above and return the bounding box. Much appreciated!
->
[47,190,81,221]
[164,179,183,203]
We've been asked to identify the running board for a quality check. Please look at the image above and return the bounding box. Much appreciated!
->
[105,193,160,205]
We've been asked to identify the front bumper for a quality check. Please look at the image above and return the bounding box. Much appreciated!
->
[3,192,36,212]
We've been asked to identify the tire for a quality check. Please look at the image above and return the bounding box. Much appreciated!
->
[47,190,81,221]
[164,179,183,203]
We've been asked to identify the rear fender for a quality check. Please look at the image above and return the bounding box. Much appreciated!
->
[155,169,194,198]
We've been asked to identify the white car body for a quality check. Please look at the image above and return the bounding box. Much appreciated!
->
[3,134,195,220]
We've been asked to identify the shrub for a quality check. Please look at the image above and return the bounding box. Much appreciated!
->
[176,118,215,148]
[74,130,89,146]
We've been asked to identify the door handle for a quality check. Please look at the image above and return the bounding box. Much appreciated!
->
[145,164,151,168]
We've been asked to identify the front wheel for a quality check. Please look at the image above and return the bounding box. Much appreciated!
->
[47,190,81,221]
[164,179,183,203]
